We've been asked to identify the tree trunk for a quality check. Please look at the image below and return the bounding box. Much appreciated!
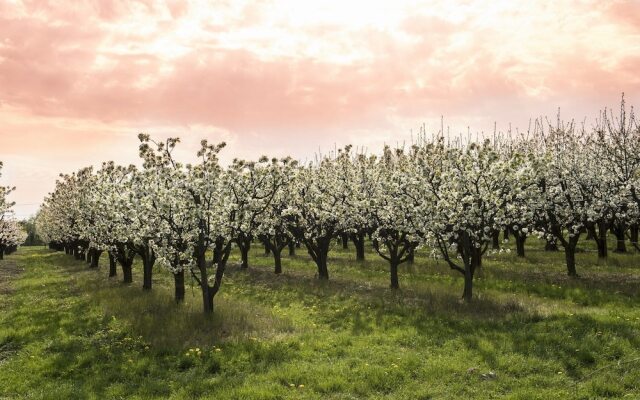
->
[273,248,282,274]
[630,224,639,250]
[594,224,608,260]
[122,263,133,283]
[317,252,329,280]
[515,234,526,257]
[200,275,213,313]
[351,232,365,261]
[492,231,500,249]
[240,244,250,269]
[86,249,93,265]
[174,270,185,303]
[613,225,626,253]
[199,249,216,314]
[461,239,479,302]
[90,250,102,268]
[212,240,223,264]
[341,233,349,249]
[503,228,510,241]
[288,241,295,256]
[142,259,153,290]
[565,245,577,277]
[406,247,414,264]
[462,271,473,302]
[306,239,330,280]
[390,261,399,289]
[108,252,117,277]
[197,236,217,314]
[264,243,271,255]
[0,250,4,260]
[206,290,214,312]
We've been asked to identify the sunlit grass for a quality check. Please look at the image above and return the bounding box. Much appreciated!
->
[0,239,639,399]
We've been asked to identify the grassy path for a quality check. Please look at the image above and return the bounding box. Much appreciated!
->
[0,246,639,399]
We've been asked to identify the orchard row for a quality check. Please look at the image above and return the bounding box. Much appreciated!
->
[35,98,640,313]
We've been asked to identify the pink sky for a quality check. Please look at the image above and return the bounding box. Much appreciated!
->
[1,0,640,218]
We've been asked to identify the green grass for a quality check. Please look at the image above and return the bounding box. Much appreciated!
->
[1,238,639,399]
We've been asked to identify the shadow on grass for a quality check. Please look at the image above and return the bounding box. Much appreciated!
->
[50,252,295,350]
[228,264,527,322]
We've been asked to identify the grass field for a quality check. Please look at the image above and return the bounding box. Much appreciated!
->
[0,240,639,399]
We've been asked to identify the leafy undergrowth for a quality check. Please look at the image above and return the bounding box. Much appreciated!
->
[0,242,639,399]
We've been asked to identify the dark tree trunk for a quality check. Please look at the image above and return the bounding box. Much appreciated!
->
[198,241,227,314]
[174,270,185,303]
[406,247,414,264]
[86,249,93,265]
[264,243,271,255]
[201,277,214,313]
[565,247,577,277]
[288,241,295,256]
[108,252,117,277]
[585,229,595,240]
[142,260,153,290]
[90,250,102,268]
[630,224,639,250]
[197,232,230,314]
[492,231,500,249]
[197,243,214,313]
[341,233,349,249]
[0,250,4,260]
[351,232,366,261]
[390,261,399,289]
[592,223,608,260]
[474,248,482,269]
[240,243,250,269]
[274,249,282,274]
[212,239,224,264]
[317,252,329,280]
[304,238,331,280]
[462,270,473,302]
[460,236,480,302]
[563,234,580,277]
[613,225,626,253]
[503,228,510,241]
[122,263,133,283]
[139,246,156,290]
[462,250,477,302]
[235,236,252,269]
[515,234,526,257]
